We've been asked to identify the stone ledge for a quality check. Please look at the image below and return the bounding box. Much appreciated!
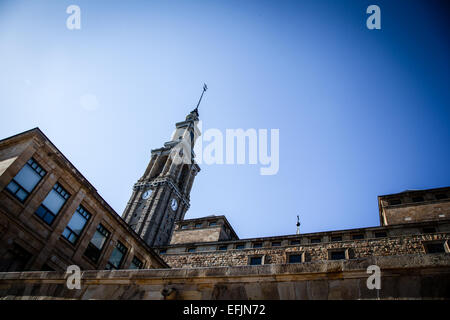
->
[0,253,448,282]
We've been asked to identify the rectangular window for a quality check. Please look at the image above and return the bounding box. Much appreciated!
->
[62,205,91,244]
[271,241,281,247]
[412,196,424,203]
[253,242,262,248]
[331,236,342,242]
[181,225,188,230]
[195,223,203,228]
[84,224,110,263]
[330,250,346,260]
[218,245,228,251]
[130,256,144,269]
[35,183,70,225]
[187,247,196,253]
[425,242,445,254]
[159,249,166,254]
[374,231,387,238]
[6,158,46,202]
[249,256,262,265]
[209,221,217,226]
[235,244,245,250]
[352,234,364,240]
[288,254,302,263]
[311,238,321,244]
[106,241,128,270]
[290,240,301,245]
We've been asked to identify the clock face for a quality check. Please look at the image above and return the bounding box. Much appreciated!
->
[142,189,152,200]
[170,198,178,211]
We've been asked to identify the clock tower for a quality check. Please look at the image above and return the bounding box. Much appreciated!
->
[122,107,201,247]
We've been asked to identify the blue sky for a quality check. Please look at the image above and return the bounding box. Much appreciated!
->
[0,0,449,239]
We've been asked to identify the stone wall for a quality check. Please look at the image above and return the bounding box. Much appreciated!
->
[0,128,167,272]
[382,202,450,225]
[170,227,222,245]
[0,253,449,299]
[378,187,450,225]
[162,233,450,268]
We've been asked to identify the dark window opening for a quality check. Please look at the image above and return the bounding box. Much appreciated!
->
[330,251,346,260]
[290,240,301,245]
[331,236,342,242]
[178,164,190,190]
[187,247,196,253]
[311,238,321,244]
[352,234,364,240]
[41,264,55,271]
[375,231,387,238]
[0,244,32,272]
[159,249,167,254]
[218,245,228,251]
[209,221,217,226]
[412,196,424,203]
[253,242,262,248]
[195,223,203,228]
[288,254,302,263]
[235,244,245,250]
[425,243,445,254]
[249,256,262,265]
[271,241,281,247]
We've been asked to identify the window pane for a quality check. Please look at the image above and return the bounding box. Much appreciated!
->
[42,189,66,214]
[108,247,125,268]
[68,233,77,243]
[130,257,143,269]
[62,228,71,239]
[14,165,42,192]
[35,205,47,218]
[91,230,107,250]
[43,212,55,225]
[15,189,28,202]
[6,181,19,194]
[67,211,88,235]
[129,262,139,269]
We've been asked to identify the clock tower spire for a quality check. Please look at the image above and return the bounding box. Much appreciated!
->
[122,95,204,247]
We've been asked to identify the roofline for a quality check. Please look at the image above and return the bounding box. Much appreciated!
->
[378,186,450,198]
[157,218,450,248]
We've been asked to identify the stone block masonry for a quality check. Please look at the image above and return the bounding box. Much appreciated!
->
[161,233,450,268]
[0,254,449,299]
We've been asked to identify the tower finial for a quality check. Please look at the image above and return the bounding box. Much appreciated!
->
[194,83,208,113]
[296,215,301,235]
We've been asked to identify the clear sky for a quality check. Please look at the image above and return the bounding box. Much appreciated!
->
[0,0,449,239]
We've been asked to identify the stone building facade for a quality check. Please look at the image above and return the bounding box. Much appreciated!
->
[0,107,449,299]
[0,128,167,272]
